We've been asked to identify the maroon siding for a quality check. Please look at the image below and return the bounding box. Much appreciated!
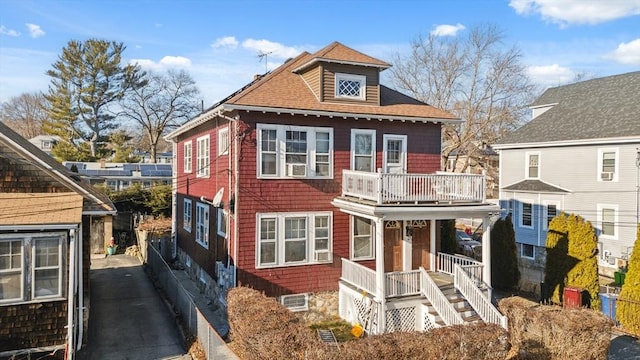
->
[233,112,442,297]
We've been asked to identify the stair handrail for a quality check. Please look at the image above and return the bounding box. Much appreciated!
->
[419,267,464,326]
[453,264,508,329]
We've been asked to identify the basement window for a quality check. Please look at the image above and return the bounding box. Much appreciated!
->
[280,293,309,312]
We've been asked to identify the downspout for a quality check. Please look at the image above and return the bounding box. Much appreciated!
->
[76,225,83,352]
[171,140,178,258]
[67,228,77,359]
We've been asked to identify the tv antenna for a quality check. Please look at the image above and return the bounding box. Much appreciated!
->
[257,51,273,74]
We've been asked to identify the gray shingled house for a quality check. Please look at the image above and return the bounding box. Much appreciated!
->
[493,71,640,293]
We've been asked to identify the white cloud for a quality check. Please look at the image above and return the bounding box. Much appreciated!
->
[26,23,45,38]
[527,64,575,86]
[211,36,238,49]
[605,38,640,65]
[510,0,640,26]
[241,39,300,59]
[130,56,192,71]
[430,23,466,37]
[0,25,20,37]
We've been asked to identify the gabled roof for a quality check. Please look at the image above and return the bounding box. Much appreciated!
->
[0,122,116,214]
[495,71,640,147]
[501,179,569,193]
[167,42,457,140]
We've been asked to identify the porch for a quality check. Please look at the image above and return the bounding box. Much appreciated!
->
[338,254,507,334]
[341,170,486,205]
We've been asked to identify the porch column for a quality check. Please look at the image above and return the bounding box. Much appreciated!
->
[482,214,492,287]
[429,219,436,271]
[374,217,386,334]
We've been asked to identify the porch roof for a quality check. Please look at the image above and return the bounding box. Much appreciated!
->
[332,197,501,220]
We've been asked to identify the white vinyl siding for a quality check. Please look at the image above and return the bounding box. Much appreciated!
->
[256,212,332,268]
[257,124,333,179]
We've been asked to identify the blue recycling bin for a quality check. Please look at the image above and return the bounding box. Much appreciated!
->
[599,293,618,323]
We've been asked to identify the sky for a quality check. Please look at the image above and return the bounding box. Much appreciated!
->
[1,0,639,107]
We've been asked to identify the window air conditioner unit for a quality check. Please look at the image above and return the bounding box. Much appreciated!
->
[287,163,307,177]
[600,172,613,181]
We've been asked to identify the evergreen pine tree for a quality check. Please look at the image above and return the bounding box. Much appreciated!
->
[491,216,520,290]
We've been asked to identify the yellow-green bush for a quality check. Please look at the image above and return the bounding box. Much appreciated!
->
[544,213,599,308]
[616,225,640,335]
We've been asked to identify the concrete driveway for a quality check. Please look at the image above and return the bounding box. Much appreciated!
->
[76,254,190,360]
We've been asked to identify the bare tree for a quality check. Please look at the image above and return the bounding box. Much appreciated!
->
[389,24,537,172]
[0,92,48,139]
[119,69,200,163]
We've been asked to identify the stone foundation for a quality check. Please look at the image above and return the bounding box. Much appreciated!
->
[298,291,339,323]
[176,248,224,302]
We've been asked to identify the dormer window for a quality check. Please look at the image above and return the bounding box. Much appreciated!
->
[335,73,366,100]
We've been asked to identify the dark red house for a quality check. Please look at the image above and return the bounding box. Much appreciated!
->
[166,42,504,334]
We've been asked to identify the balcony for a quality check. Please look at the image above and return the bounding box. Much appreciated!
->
[341,170,486,205]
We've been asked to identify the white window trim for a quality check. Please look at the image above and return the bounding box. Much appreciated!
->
[217,208,227,237]
[542,200,560,231]
[351,129,376,172]
[280,293,309,312]
[525,151,540,179]
[0,232,66,305]
[256,212,333,269]
[597,148,619,182]
[335,73,366,100]
[183,198,192,232]
[218,127,229,156]
[256,123,334,179]
[521,244,535,260]
[183,141,192,173]
[350,215,375,261]
[195,202,210,249]
[196,135,210,178]
[597,203,618,240]
[519,199,534,229]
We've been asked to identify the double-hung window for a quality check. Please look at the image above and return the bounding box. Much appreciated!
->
[598,204,617,238]
[526,152,539,179]
[183,198,192,232]
[196,135,210,178]
[1,233,65,304]
[351,129,376,172]
[598,148,618,182]
[256,212,332,268]
[352,216,374,260]
[217,208,227,237]
[184,141,192,173]
[195,202,210,248]
[218,127,229,156]
[335,73,366,100]
[520,200,533,228]
[543,202,558,230]
[257,124,333,178]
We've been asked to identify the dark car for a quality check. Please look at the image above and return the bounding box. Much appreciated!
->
[456,230,482,260]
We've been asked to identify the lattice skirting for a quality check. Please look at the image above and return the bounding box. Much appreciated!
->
[386,307,416,333]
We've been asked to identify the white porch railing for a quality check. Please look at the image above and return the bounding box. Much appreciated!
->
[385,270,420,297]
[419,267,464,326]
[454,265,508,329]
[341,258,376,296]
[342,170,486,204]
[437,253,484,281]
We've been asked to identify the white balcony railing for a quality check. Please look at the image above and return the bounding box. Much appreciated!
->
[341,258,377,296]
[437,252,484,281]
[342,170,486,204]
[385,270,421,297]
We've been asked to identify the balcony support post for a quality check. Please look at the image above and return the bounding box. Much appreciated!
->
[482,214,492,288]
[374,217,386,334]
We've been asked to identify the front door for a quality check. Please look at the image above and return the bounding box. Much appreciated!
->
[383,134,407,174]
[411,221,431,270]
[384,221,403,272]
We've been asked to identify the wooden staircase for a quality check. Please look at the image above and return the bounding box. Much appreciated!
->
[422,272,483,328]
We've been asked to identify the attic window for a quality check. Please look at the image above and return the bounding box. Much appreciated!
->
[335,73,366,100]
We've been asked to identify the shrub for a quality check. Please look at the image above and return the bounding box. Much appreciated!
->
[499,297,612,360]
[491,216,520,290]
[617,224,640,335]
[544,213,599,308]
[441,219,457,254]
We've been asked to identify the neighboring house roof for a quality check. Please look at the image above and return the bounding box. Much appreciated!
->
[495,71,640,147]
[0,193,83,225]
[64,161,172,178]
[501,179,570,193]
[0,122,116,214]
[167,41,458,140]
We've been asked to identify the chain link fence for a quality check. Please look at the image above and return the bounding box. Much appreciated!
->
[146,244,237,359]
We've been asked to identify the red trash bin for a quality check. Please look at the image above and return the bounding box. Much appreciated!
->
[564,286,583,309]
